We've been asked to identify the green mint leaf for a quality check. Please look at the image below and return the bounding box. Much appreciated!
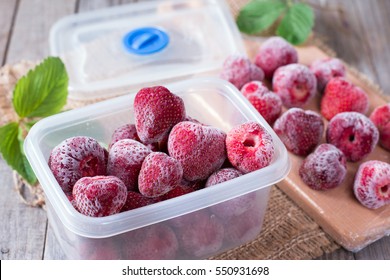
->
[0,123,37,185]
[276,3,314,45]
[13,57,68,118]
[237,0,287,35]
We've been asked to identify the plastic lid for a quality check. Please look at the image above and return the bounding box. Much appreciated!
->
[49,0,245,100]
[123,27,169,55]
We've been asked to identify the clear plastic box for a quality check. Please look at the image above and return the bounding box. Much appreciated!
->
[24,78,290,259]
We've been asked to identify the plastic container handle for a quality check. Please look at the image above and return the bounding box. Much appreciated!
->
[123,27,169,55]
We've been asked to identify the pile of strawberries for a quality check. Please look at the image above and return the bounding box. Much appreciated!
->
[220,36,390,210]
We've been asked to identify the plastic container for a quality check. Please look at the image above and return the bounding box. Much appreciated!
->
[49,0,245,100]
[24,78,290,259]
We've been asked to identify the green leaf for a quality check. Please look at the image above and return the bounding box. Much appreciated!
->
[0,123,37,185]
[276,3,314,45]
[237,0,287,35]
[13,57,68,118]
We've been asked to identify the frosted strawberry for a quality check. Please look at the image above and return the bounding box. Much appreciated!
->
[254,36,298,79]
[353,160,390,209]
[226,121,274,173]
[299,144,347,190]
[138,152,183,197]
[220,55,264,89]
[273,108,324,156]
[174,210,225,258]
[321,77,369,120]
[72,176,127,217]
[241,81,282,125]
[326,112,379,162]
[109,123,158,151]
[120,191,160,212]
[49,136,107,193]
[206,168,256,219]
[310,58,346,93]
[168,121,226,181]
[272,63,317,108]
[107,139,151,191]
[370,103,390,150]
[134,86,186,144]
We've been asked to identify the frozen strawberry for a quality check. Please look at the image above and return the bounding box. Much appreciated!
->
[353,160,390,209]
[241,81,282,125]
[79,237,121,260]
[138,152,183,197]
[310,58,346,93]
[122,224,179,260]
[134,86,186,144]
[107,139,151,191]
[370,103,390,150]
[321,77,369,120]
[224,208,263,245]
[299,144,347,190]
[120,191,160,212]
[168,121,226,181]
[66,193,78,210]
[72,176,127,217]
[254,36,298,79]
[109,123,158,151]
[273,108,324,156]
[226,121,274,173]
[49,136,107,193]
[206,168,256,219]
[326,112,379,162]
[220,54,264,89]
[174,210,225,258]
[272,63,317,108]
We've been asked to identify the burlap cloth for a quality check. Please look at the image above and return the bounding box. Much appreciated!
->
[0,0,364,259]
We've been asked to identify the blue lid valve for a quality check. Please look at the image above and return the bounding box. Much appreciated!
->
[123,27,169,55]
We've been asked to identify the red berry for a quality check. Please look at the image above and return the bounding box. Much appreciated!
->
[273,63,317,108]
[122,224,179,260]
[226,121,275,173]
[206,168,256,219]
[299,144,347,190]
[273,108,324,156]
[254,36,298,79]
[310,58,346,93]
[174,210,225,258]
[353,160,390,209]
[134,86,186,144]
[326,112,379,162]
[321,77,369,120]
[72,176,127,217]
[107,139,151,191]
[241,81,282,125]
[120,191,160,212]
[109,123,158,151]
[370,103,390,151]
[49,136,107,193]
[220,54,264,89]
[138,152,183,197]
[168,121,226,181]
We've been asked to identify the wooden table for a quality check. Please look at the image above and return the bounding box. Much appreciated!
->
[0,0,389,260]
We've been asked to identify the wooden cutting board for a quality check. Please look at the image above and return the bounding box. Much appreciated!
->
[244,39,390,252]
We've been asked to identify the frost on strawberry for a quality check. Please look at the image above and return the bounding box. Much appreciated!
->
[49,136,107,193]
[134,86,186,144]
[370,103,390,151]
[353,160,390,209]
[310,58,346,93]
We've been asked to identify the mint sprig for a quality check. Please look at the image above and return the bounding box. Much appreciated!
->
[0,57,68,185]
[237,0,315,45]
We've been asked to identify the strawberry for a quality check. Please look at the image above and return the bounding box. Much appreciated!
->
[310,57,346,93]
[353,160,390,209]
[321,77,369,120]
[370,103,390,151]
[72,176,127,217]
[168,121,226,181]
[109,123,158,151]
[120,191,160,212]
[134,86,186,144]
[138,152,183,197]
[273,108,324,156]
